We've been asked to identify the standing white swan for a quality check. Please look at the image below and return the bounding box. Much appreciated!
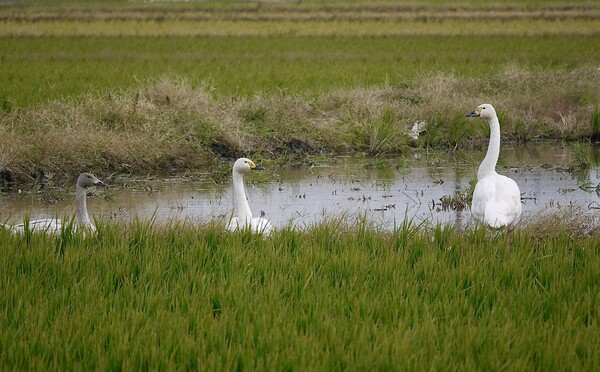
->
[226,158,273,235]
[4,172,107,234]
[466,104,522,228]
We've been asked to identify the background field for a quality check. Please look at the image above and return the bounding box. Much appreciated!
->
[1,1,600,107]
[2,35,600,108]
[0,0,599,182]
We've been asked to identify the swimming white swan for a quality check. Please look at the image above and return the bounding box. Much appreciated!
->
[466,104,522,228]
[226,158,273,235]
[5,172,107,234]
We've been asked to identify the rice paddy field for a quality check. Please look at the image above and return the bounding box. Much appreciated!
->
[2,34,600,107]
[1,220,600,370]
[1,0,600,370]
[1,1,600,107]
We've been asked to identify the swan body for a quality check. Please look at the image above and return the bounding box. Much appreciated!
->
[227,216,273,235]
[226,158,273,235]
[6,173,107,234]
[466,104,522,228]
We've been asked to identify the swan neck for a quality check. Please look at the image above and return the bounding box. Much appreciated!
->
[76,184,92,227]
[478,115,501,179]
[233,170,253,224]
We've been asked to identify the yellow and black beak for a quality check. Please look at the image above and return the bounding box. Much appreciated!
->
[466,107,482,117]
[249,161,265,171]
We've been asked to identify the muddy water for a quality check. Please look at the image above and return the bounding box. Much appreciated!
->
[1,144,599,230]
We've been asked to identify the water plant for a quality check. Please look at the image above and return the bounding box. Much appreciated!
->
[571,143,591,171]
[590,110,600,140]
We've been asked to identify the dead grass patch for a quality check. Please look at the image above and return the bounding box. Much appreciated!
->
[523,207,599,237]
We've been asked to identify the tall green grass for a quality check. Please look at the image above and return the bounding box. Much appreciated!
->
[0,220,599,369]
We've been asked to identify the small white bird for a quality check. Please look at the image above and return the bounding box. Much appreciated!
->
[4,172,107,234]
[466,104,522,228]
[226,158,273,235]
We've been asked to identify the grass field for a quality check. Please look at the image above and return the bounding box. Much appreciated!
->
[1,2,600,368]
[1,2,599,184]
[1,1,600,107]
[1,2,599,180]
[1,220,599,370]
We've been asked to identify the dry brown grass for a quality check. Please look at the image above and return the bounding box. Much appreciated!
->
[522,207,600,237]
[0,67,598,184]
[2,3,600,23]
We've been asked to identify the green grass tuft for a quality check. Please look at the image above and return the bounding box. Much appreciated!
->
[571,143,591,170]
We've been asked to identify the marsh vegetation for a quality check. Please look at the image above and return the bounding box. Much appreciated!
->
[1,67,599,184]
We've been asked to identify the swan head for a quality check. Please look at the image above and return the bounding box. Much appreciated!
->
[466,103,497,120]
[77,173,107,188]
[232,158,264,174]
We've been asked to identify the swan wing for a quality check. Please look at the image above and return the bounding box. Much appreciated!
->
[10,218,96,235]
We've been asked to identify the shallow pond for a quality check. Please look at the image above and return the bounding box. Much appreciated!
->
[1,143,599,230]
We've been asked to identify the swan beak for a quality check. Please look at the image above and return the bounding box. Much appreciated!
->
[466,107,482,117]
[94,180,107,187]
[248,161,265,171]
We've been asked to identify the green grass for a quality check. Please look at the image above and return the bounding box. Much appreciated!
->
[1,35,600,108]
[1,220,599,369]
[1,1,598,108]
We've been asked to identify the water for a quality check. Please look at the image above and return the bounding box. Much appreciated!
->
[1,143,599,230]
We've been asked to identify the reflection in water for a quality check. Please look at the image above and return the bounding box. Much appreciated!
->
[1,144,599,230]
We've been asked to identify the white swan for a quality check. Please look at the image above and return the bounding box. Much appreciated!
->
[5,172,107,234]
[226,158,273,235]
[466,104,522,228]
